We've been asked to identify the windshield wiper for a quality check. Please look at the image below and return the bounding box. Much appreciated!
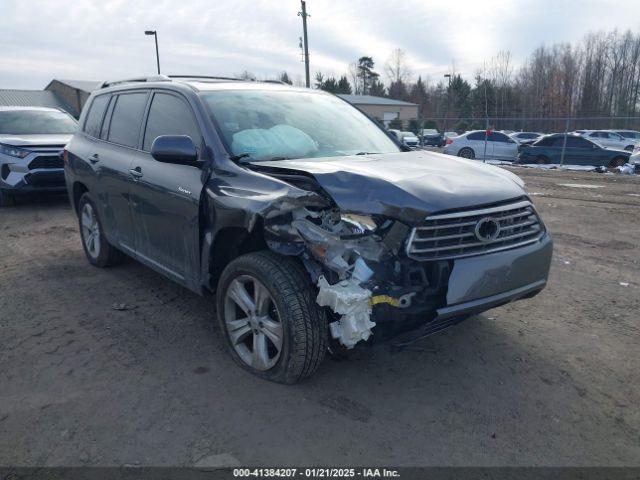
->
[229,153,252,163]
[354,152,379,155]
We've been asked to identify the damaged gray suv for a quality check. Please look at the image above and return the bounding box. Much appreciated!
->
[64,76,553,383]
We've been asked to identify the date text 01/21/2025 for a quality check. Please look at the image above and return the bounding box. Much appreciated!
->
[232,468,400,478]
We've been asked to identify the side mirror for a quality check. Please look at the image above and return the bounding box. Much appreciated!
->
[151,135,198,165]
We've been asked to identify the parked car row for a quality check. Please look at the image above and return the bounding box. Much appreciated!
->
[441,128,638,167]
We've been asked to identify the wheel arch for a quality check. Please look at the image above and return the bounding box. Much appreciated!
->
[203,221,269,292]
[72,181,89,216]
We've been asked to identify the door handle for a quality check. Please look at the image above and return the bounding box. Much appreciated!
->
[89,153,100,163]
[129,167,143,178]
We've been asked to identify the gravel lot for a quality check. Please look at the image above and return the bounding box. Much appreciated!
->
[0,167,639,467]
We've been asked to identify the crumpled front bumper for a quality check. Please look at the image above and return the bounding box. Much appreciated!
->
[393,233,553,345]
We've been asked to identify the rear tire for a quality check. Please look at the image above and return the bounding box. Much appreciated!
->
[0,190,16,207]
[216,251,327,384]
[609,156,627,168]
[536,155,550,165]
[78,193,123,268]
[458,147,475,159]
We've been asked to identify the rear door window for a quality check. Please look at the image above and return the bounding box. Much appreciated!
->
[83,95,110,138]
[107,92,148,148]
[565,136,591,148]
[489,132,510,142]
[143,92,202,151]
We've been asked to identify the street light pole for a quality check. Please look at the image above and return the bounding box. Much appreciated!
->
[144,30,160,74]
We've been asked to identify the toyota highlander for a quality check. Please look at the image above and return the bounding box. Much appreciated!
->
[64,76,553,383]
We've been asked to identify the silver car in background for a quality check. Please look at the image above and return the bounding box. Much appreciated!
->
[575,130,638,151]
[0,107,77,206]
[443,130,519,160]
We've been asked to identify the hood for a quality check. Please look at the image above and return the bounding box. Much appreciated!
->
[0,134,72,148]
[250,151,527,225]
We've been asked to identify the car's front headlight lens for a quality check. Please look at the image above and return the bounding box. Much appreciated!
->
[0,143,29,159]
[340,213,378,234]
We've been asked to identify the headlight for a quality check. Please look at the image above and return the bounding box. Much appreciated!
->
[339,213,377,234]
[0,143,29,159]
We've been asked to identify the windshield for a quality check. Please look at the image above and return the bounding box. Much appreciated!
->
[200,89,401,161]
[0,110,77,135]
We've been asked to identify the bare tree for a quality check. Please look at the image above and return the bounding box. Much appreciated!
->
[384,48,412,84]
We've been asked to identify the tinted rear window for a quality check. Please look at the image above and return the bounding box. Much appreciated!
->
[107,92,148,148]
[84,95,110,138]
[0,109,77,135]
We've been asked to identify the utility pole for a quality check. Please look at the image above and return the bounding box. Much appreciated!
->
[298,1,310,88]
[442,73,452,134]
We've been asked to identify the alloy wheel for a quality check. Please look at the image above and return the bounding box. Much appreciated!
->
[81,203,101,259]
[459,148,474,159]
[223,275,283,371]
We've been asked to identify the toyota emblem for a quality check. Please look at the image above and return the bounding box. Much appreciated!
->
[475,217,501,242]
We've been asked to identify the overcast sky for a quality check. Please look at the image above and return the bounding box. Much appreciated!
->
[2,0,639,90]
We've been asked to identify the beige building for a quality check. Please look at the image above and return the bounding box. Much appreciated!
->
[337,94,418,127]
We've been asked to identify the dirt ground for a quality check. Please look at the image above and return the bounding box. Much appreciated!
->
[0,167,639,467]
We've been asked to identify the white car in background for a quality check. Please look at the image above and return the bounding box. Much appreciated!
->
[396,132,420,148]
[443,131,459,140]
[607,129,640,142]
[443,130,518,160]
[575,130,638,151]
[389,130,419,148]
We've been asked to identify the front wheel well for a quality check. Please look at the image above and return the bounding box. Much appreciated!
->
[208,224,269,289]
[72,182,89,215]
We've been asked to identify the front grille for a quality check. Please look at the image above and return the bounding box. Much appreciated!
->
[29,155,63,169]
[406,200,544,261]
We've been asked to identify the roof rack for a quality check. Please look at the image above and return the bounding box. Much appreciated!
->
[101,75,171,88]
[100,75,290,89]
[167,75,245,82]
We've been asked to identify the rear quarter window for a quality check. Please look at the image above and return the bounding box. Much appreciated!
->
[83,95,110,138]
[467,132,485,141]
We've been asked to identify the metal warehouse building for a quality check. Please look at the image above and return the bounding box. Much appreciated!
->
[0,79,102,118]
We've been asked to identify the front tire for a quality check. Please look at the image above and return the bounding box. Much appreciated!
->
[458,147,475,159]
[609,156,627,168]
[78,193,122,267]
[216,251,327,384]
